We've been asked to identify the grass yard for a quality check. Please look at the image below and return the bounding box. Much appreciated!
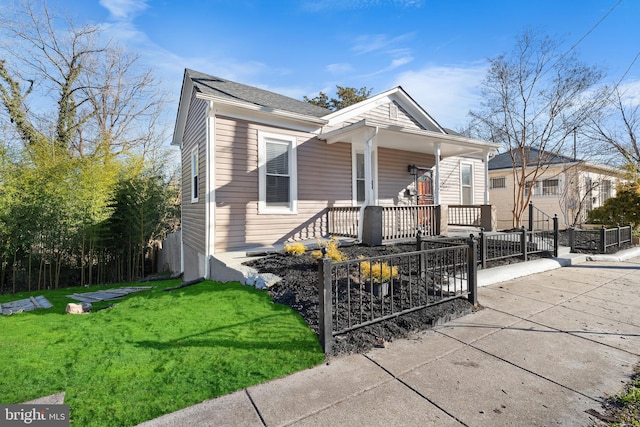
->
[0,280,324,426]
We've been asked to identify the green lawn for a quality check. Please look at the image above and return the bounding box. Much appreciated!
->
[0,280,324,426]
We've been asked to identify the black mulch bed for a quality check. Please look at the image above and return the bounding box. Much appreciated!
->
[244,243,544,357]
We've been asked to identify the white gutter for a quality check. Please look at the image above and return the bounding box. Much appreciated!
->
[434,143,441,205]
[204,101,216,279]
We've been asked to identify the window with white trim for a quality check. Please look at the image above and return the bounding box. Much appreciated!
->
[600,179,612,204]
[542,178,560,196]
[490,176,506,189]
[356,152,365,203]
[258,131,297,213]
[191,147,199,203]
[461,163,473,204]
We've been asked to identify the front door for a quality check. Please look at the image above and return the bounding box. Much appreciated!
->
[416,168,433,205]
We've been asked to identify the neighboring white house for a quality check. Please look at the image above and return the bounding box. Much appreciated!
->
[172,69,499,280]
[489,147,623,229]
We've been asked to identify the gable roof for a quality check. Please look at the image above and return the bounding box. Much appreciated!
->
[322,86,445,133]
[186,69,331,118]
[489,147,579,170]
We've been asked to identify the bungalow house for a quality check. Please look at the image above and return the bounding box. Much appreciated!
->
[172,69,499,280]
[488,147,623,230]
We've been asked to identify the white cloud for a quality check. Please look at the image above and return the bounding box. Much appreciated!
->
[326,63,354,74]
[302,0,422,12]
[99,0,148,20]
[618,79,640,106]
[393,64,488,128]
[351,33,414,55]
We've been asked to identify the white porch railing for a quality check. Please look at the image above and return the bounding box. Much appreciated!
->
[327,207,360,238]
[448,205,482,227]
[381,205,439,241]
[327,205,440,242]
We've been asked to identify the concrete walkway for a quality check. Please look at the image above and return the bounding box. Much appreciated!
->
[139,249,640,426]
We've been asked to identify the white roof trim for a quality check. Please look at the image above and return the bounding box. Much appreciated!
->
[318,119,499,158]
[322,87,445,133]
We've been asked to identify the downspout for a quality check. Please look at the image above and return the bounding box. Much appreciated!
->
[204,101,216,279]
[357,126,379,241]
[434,143,441,205]
[484,151,490,204]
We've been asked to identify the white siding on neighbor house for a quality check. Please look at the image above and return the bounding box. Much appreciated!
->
[489,164,621,229]
[438,157,486,205]
[214,117,353,252]
[180,92,208,255]
[377,147,435,206]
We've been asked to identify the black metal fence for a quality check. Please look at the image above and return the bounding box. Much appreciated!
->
[526,201,555,233]
[418,215,559,269]
[569,224,632,253]
[317,239,478,353]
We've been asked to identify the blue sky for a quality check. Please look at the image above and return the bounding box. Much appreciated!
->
[9,0,640,130]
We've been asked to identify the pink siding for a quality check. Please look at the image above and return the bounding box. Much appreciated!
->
[377,147,435,206]
[214,117,352,251]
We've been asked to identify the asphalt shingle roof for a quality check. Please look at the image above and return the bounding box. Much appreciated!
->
[186,69,332,118]
[489,147,580,170]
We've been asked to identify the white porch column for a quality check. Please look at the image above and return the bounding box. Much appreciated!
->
[357,127,378,241]
[484,151,490,204]
[434,143,441,205]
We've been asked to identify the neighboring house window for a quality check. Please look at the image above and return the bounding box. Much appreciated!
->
[525,180,537,197]
[600,179,612,204]
[490,177,506,189]
[542,179,560,196]
[258,131,297,213]
[585,177,594,211]
[526,179,560,197]
[461,163,473,204]
[356,153,365,203]
[191,147,199,203]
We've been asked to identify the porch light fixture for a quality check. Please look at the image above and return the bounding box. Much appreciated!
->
[407,164,417,175]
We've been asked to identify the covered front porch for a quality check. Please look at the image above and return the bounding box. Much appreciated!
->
[327,204,496,245]
[318,118,499,244]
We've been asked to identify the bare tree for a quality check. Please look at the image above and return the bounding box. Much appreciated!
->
[470,30,603,227]
[0,1,166,161]
[584,85,640,171]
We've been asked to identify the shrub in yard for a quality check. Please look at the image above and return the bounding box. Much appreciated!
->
[359,259,398,283]
[311,237,347,262]
[284,242,306,255]
[587,179,640,229]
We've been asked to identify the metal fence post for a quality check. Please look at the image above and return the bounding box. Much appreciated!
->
[520,226,528,261]
[317,250,333,354]
[479,228,487,269]
[467,235,478,307]
[528,201,534,232]
[553,214,559,257]
[416,229,424,279]
[569,227,575,252]
[617,225,622,248]
[600,225,606,254]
